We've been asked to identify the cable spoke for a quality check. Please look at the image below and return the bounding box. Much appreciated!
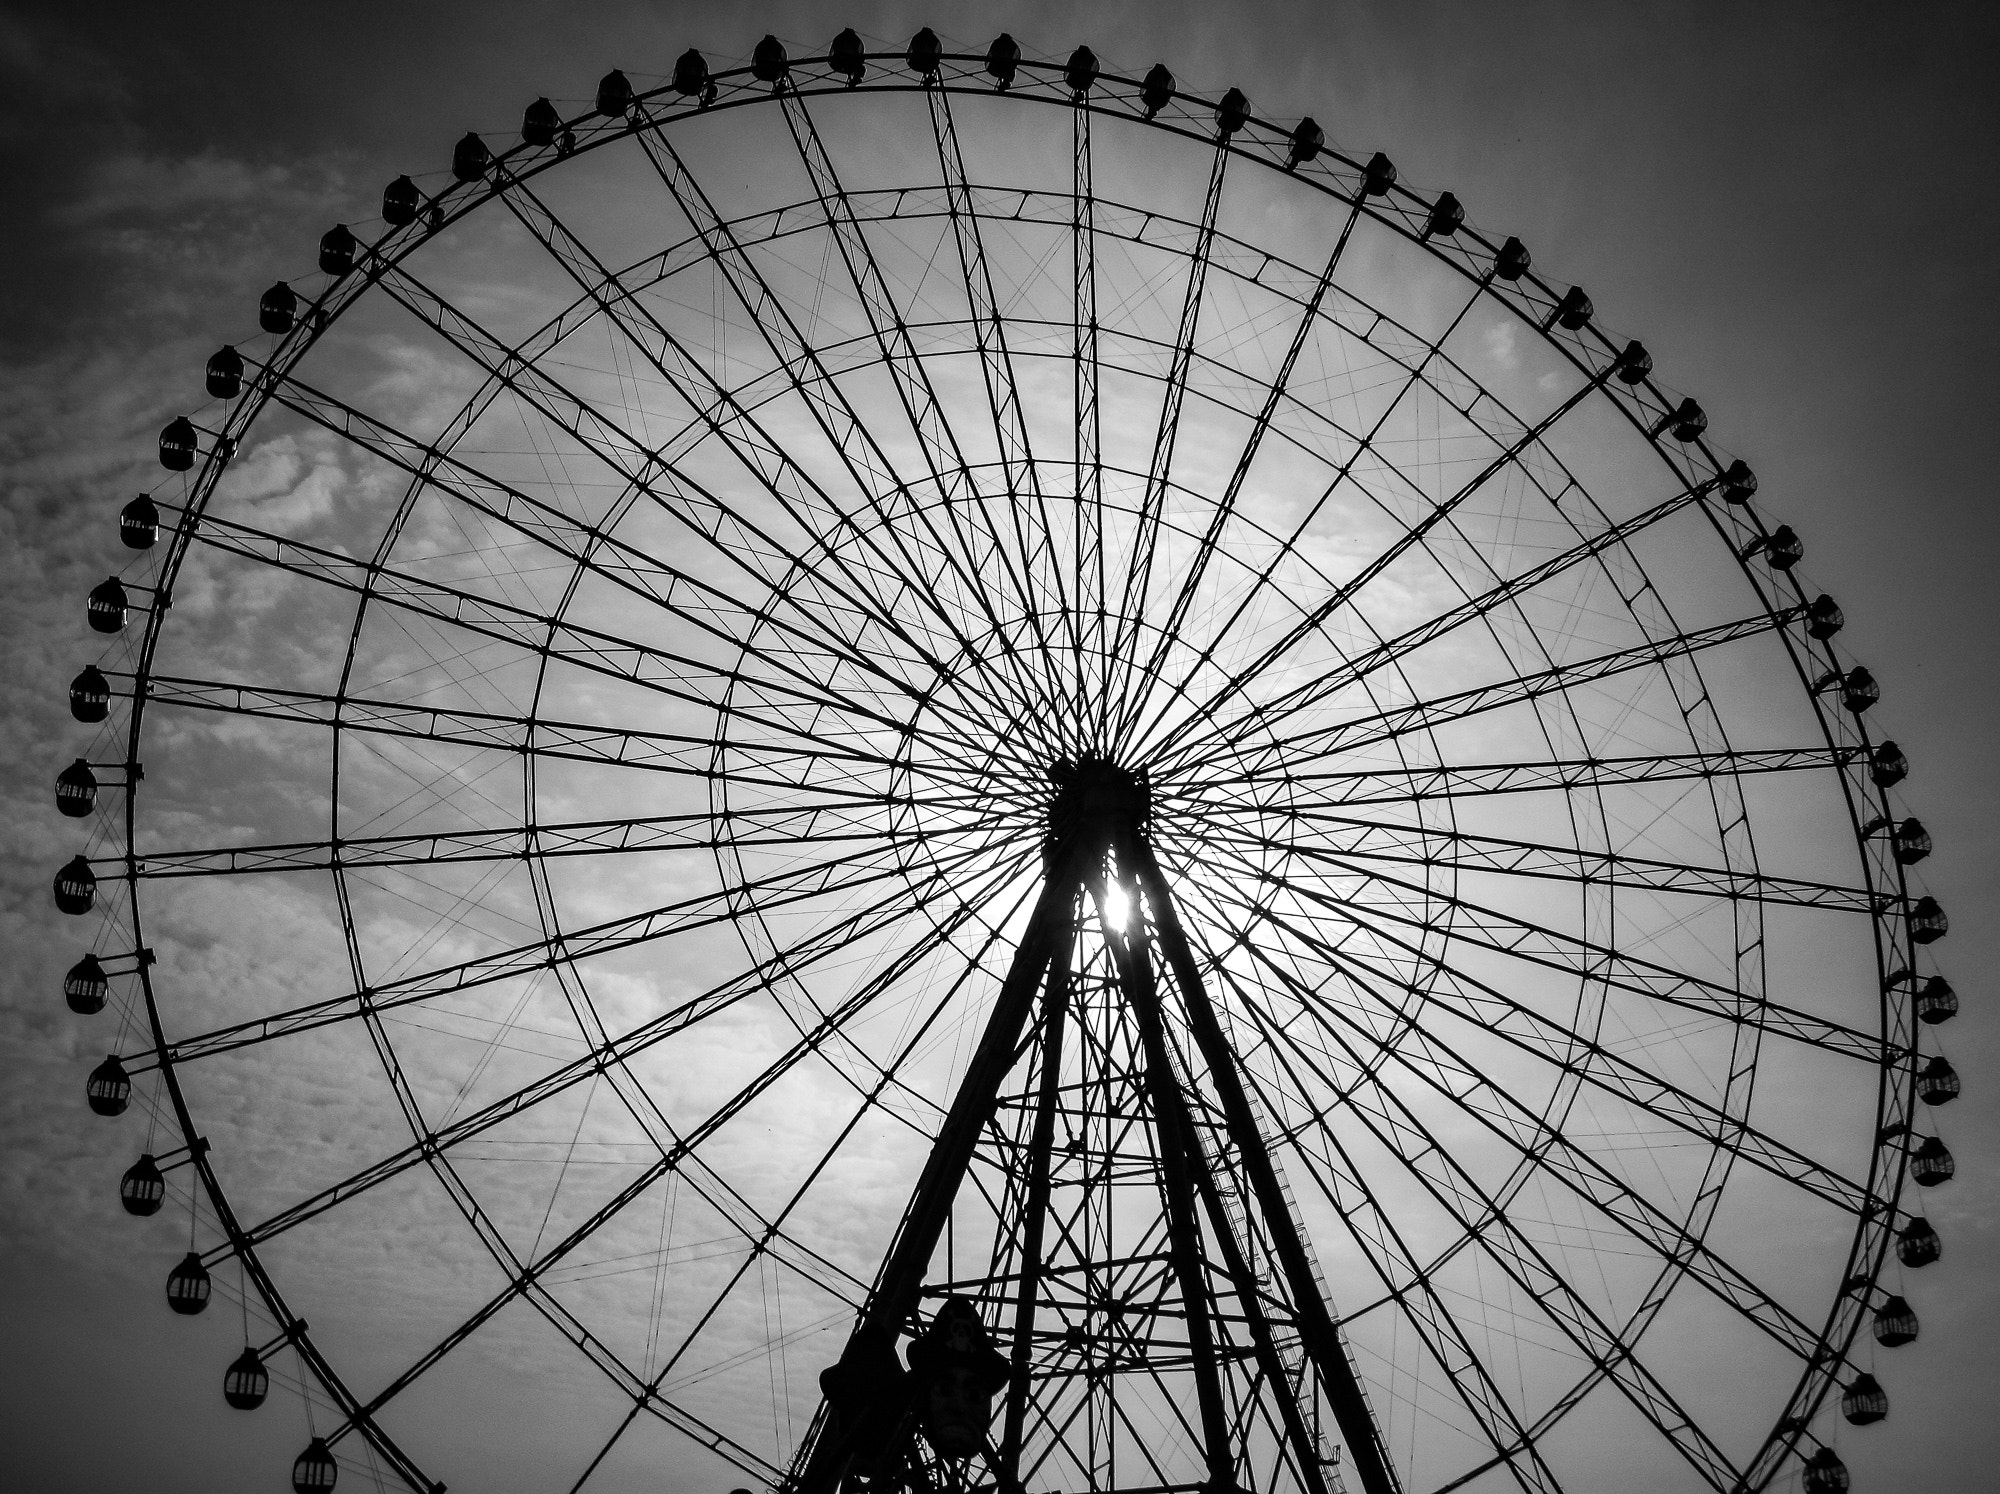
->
[605,870,1066,1484]
[1179,606,1807,783]
[364,252,1047,762]
[321,853,1030,1472]
[626,105,1064,761]
[1181,887,1825,1365]
[218,835,1034,1267]
[1187,817,1885,1060]
[924,84,1075,644]
[1119,258,1495,762]
[100,67,1907,1494]
[1140,303,1624,766]
[1160,951,1563,1491]
[1194,802,1887,914]
[1120,198,1364,750]
[177,503,935,765]
[1247,746,1861,806]
[136,670,955,798]
[773,85,1039,623]
[1147,476,1719,768]
[136,829,1008,1071]
[476,169,1057,750]
[1207,946,1746,1492]
[1176,836,1879,1214]
[1107,124,1231,716]
[120,803,900,878]
[1312,959,1822,1363]
[262,370,983,738]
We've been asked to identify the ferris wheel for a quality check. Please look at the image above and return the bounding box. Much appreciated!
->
[55,29,1959,1494]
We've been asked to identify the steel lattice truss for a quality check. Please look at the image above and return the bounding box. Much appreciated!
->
[55,34,1954,1494]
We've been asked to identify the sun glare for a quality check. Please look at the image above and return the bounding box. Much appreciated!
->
[1101,882,1133,931]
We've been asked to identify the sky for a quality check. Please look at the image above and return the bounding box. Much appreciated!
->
[2,1,1998,1491]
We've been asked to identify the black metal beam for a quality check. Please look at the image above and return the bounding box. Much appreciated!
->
[1173,605,1806,784]
[1106,884,1334,1494]
[998,912,1078,1487]
[1119,198,1363,751]
[1072,98,1106,736]
[795,842,1087,1494]
[1092,870,1236,1489]
[1118,829,1403,1494]
[1107,128,1230,718]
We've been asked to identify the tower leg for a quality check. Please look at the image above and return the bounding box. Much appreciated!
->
[797,850,1085,1494]
[1091,868,1235,1489]
[796,758,1398,1494]
[998,908,1078,1488]
[1119,827,1403,1494]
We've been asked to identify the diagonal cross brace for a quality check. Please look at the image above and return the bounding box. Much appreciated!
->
[792,840,1087,1494]
[1101,879,1335,1494]
[1119,828,1403,1494]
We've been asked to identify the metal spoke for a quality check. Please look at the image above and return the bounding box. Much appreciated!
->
[177,504,941,766]
[1160,942,1563,1494]
[136,668,973,809]
[476,169,1060,748]
[133,828,1010,1072]
[1179,605,1807,783]
[774,86,1041,623]
[924,83,1076,642]
[1106,124,1231,717]
[1120,198,1365,750]
[1251,746,1861,806]
[262,368,1011,744]
[1177,836,1880,1214]
[321,856,1030,1475]
[118,805,897,878]
[1208,947,1747,1492]
[367,256,1062,762]
[1191,801,1887,914]
[212,835,1033,1283]
[1124,258,1506,761]
[625,107,1065,762]
[594,865,1072,1487]
[1211,921,1826,1364]
[1185,818,1885,1060]
[96,60,1923,1494]
[1073,97,1107,735]
[1145,474,1720,768]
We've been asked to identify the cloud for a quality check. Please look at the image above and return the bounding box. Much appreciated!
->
[0,11,132,133]
[4,7,1998,1493]
[51,152,304,229]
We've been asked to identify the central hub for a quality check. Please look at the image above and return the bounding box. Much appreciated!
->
[1046,754,1151,851]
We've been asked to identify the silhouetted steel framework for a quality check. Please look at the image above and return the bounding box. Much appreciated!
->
[55,29,1954,1494]
[799,754,1401,1494]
